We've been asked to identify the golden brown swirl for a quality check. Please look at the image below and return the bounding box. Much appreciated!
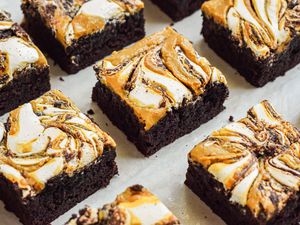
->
[95,27,227,130]
[286,1,300,33]
[202,0,300,58]
[22,0,144,47]
[65,185,180,225]
[0,90,116,198]
[189,100,300,221]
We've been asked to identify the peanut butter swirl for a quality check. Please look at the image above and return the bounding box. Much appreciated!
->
[0,90,116,198]
[66,185,180,225]
[202,0,300,58]
[0,10,47,89]
[189,100,300,221]
[22,0,144,47]
[94,27,227,130]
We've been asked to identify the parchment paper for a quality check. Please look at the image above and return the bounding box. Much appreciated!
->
[1,1,300,224]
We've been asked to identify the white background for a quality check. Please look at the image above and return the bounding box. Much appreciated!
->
[1,1,300,224]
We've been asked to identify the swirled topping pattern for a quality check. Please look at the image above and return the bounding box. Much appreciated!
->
[65,185,180,225]
[202,0,300,58]
[189,100,300,221]
[0,90,116,198]
[22,0,144,47]
[0,10,47,89]
[95,27,227,130]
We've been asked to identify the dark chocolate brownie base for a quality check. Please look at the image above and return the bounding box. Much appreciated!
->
[21,2,145,74]
[185,162,300,225]
[202,16,300,87]
[0,66,50,116]
[92,81,228,156]
[151,0,205,22]
[0,148,117,225]
[150,0,203,21]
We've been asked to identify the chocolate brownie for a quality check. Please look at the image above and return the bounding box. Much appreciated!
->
[0,10,50,116]
[66,185,180,224]
[150,0,204,22]
[0,90,117,225]
[21,0,145,74]
[92,27,229,156]
[201,0,300,87]
[186,100,300,225]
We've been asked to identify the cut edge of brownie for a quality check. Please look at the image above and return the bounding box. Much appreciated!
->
[185,162,300,225]
[21,2,145,74]
[0,148,117,225]
[92,81,229,156]
[202,16,300,87]
[0,66,50,116]
[150,0,204,22]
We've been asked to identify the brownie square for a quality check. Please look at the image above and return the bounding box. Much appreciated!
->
[201,0,300,87]
[0,10,50,116]
[150,0,204,22]
[92,27,229,156]
[21,0,145,74]
[66,185,180,225]
[0,90,117,225]
[186,100,300,225]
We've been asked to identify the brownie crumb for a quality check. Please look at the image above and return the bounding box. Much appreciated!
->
[54,101,65,108]
[229,116,234,122]
[170,22,174,26]
[87,109,95,115]
[59,77,65,81]
[105,122,108,127]
[130,184,143,192]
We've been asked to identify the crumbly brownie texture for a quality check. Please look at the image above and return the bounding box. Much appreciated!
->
[150,0,204,22]
[21,0,145,74]
[0,10,50,115]
[66,185,180,225]
[93,27,228,156]
[186,101,300,225]
[0,90,117,225]
[201,0,300,87]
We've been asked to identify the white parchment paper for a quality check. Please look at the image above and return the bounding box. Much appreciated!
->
[1,1,300,224]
